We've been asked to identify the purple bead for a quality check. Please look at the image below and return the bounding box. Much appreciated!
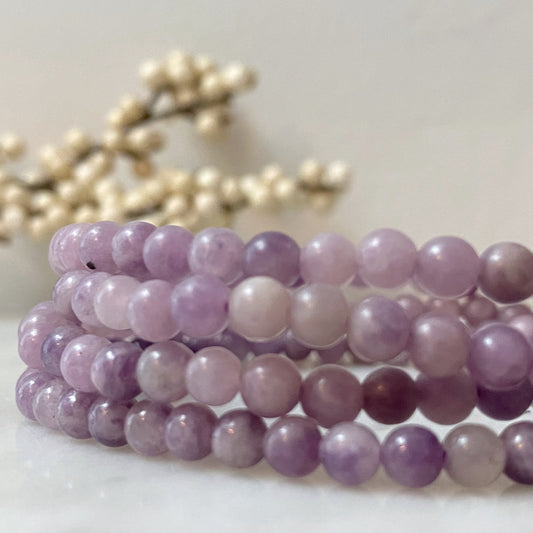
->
[319,422,380,485]
[212,409,267,468]
[499,304,531,322]
[509,314,533,347]
[52,270,90,320]
[15,370,54,420]
[94,275,140,331]
[125,400,171,456]
[57,389,97,439]
[165,403,217,460]
[381,425,445,488]
[479,242,533,303]
[127,279,179,342]
[395,294,426,322]
[41,324,86,376]
[143,225,193,283]
[300,233,357,285]
[136,341,193,402]
[171,274,230,338]
[462,295,497,327]
[188,227,244,284]
[249,334,285,356]
[19,320,70,369]
[78,221,120,273]
[348,296,410,362]
[48,223,90,274]
[18,301,67,338]
[300,365,363,428]
[477,379,533,420]
[241,354,302,417]
[111,221,155,278]
[195,329,250,360]
[70,272,110,326]
[88,398,131,447]
[426,297,462,317]
[469,323,533,390]
[318,339,348,364]
[414,236,479,298]
[90,341,142,401]
[284,330,311,360]
[356,229,416,289]
[243,231,300,286]
[416,370,478,424]
[263,415,321,477]
[500,422,533,484]
[32,379,71,430]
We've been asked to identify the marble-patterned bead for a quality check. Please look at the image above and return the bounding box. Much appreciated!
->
[88,397,132,447]
[57,389,97,439]
[111,221,155,278]
[40,324,85,376]
[32,379,71,430]
[477,379,533,420]
[78,221,120,273]
[94,275,140,330]
[500,422,533,484]
[15,370,54,421]
[125,400,171,456]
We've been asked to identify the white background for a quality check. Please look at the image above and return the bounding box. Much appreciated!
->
[1,1,533,531]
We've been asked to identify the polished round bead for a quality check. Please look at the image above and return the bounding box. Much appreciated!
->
[143,225,193,283]
[416,370,478,424]
[249,335,285,356]
[356,229,416,288]
[300,365,363,428]
[427,297,462,316]
[212,409,267,468]
[462,296,497,327]
[88,398,131,447]
[243,231,300,286]
[408,311,470,378]
[348,296,410,362]
[469,323,533,390]
[18,301,67,338]
[94,275,140,330]
[15,370,54,420]
[284,330,311,360]
[125,400,171,456]
[363,368,417,424]
[70,272,110,326]
[57,389,97,439]
[78,221,120,273]
[478,242,533,303]
[41,324,85,376]
[300,233,357,285]
[137,341,193,402]
[127,280,179,342]
[32,379,71,430]
[318,340,348,364]
[395,294,426,322]
[381,425,445,488]
[414,236,479,298]
[52,270,90,320]
[180,329,251,361]
[509,314,533,347]
[229,276,290,341]
[60,334,111,392]
[171,274,229,338]
[91,341,142,401]
[241,353,301,417]
[499,304,531,322]
[477,379,533,420]
[500,422,533,484]
[186,346,241,405]
[444,424,505,487]
[263,415,321,477]
[165,403,217,460]
[290,283,349,348]
[319,422,380,485]
[111,221,155,278]
[49,223,90,274]
[188,227,244,283]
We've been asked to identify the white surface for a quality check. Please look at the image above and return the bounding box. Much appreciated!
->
[1,1,533,531]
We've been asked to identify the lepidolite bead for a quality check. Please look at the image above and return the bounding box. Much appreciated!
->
[318,339,348,364]
[16,370,54,420]
[32,379,71,430]
[212,409,267,468]
[49,223,90,274]
[284,330,311,360]
[499,304,531,322]
[462,296,497,327]
[444,424,505,487]
[18,301,67,338]
[395,294,426,322]
[319,422,380,485]
[263,415,321,477]
[94,275,140,331]
[70,272,110,327]
[88,398,131,447]
[509,314,533,346]
[165,403,217,460]
[125,400,171,456]
[300,365,363,428]
[53,270,89,320]
[500,422,533,484]
[57,389,97,439]
[41,324,85,376]
[78,221,120,273]
[477,379,533,420]
[111,221,155,278]
[381,425,445,488]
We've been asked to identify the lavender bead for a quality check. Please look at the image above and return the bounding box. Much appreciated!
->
[180,330,251,361]
[300,233,357,285]
[186,346,241,406]
[111,221,155,278]
[381,425,445,488]
[53,271,90,320]
[41,324,86,376]
[16,370,54,420]
[263,415,321,477]
[499,304,531,322]
[500,422,533,484]
[49,223,90,274]
[188,227,244,284]
[88,398,131,447]
[32,379,71,430]
[426,297,462,317]
[19,320,71,369]
[395,294,426,322]
[243,231,300,286]
[18,301,67,338]
[348,296,410,362]
[125,400,171,456]
[414,236,479,298]
[469,323,533,390]
[241,354,301,417]
[300,365,363,428]
[71,272,110,326]
[212,409,267,468]
[284,330,311,360]
[249,335,285,356]
[91,342,142,401]
[509,314,533,347]
[462,296,497,327]
[78,221,120,273]
[143,225,193,283]
[60,334,111,392]
[165,403,217,460]
[94,275,140,330]
[444,424,505,487]
[319,422,380,485]
[477,379,533,420]
[318,339,348,364]
[57,390,97,439]
[479,242,533,303]
[171,274,229,338]
[356,229,416,289]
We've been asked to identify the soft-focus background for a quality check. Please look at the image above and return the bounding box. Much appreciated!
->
[1,1,533,532]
